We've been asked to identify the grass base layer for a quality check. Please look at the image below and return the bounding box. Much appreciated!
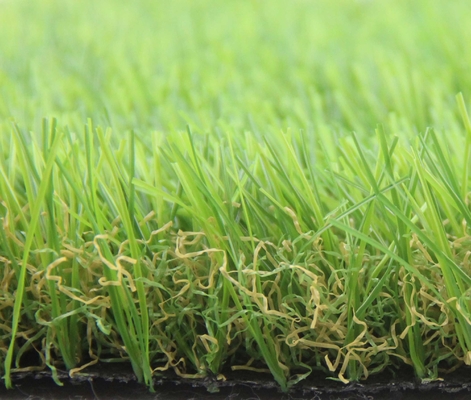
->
[5,366,471,400]
[3,0,471,393]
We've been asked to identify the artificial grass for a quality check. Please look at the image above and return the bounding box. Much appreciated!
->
[2,0,471,392]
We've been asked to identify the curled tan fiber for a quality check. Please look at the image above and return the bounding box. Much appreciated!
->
[465,351,471,365]
[462,251,471,272]
[69,312,102,377]
[284,207,312,238]
[338,349,368,384]
[69,358,98,377]
[175,231,224,290]
[176,230,205,247]
[286,328,343,372]
[399,274,418,340]
[60,240,85,256]
[198,334,219,354]
[288,264,328,329]
[219,254,293,320]
[269,327,290,375]
[415,287,450,328]
[455,301,471,327]
[410,234,435,263]
[154,338,206,379]
[344,314,368,351]
[152,339,175,373]
[0,257,16,293]
[30,269,45,299]
[337,314,400,382]
[221,235,262,242]
[170,273,191,298]
[252,240,279,271]
[232,357,271,373]
[332,314,369,383]
[139,210,156,226]
[0,256,11,265]
[117,220,173,255]
[93,234,137,292]
[282,240,292,252]
[46,257,109,306]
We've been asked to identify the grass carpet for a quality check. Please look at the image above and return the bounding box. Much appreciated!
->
[2,0,471,392]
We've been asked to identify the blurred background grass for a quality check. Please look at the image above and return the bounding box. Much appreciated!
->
[1,0,470,136]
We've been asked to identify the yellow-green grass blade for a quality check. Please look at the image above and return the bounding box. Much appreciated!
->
[4,130,63,388]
